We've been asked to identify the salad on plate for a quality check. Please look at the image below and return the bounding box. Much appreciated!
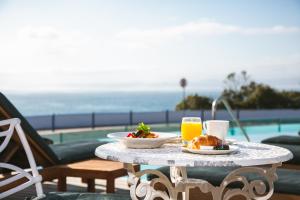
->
[127,122,158,138]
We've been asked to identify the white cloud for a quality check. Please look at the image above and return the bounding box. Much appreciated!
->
[19,26,60,40]
[1,24,300,93]
[17,26,90,55]
[116,20,300,44]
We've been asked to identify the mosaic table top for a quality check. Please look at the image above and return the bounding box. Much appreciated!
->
[95,142,293,167]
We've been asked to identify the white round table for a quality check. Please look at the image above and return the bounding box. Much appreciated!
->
[95,142,292,200]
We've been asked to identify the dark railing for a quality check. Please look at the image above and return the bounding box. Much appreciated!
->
[25,109,300,132]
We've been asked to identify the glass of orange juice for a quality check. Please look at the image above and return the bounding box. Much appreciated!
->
[181,117,202,146]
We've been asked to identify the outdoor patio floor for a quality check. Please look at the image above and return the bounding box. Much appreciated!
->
[7,177,130,200]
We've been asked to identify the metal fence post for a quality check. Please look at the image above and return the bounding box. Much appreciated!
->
[51,114,55,132]
[278,119,281,132]
[166,110,169,126]
[129,110,133,127]
[91,112,95,129]
[59,132,63,144]
[230,122,235,136]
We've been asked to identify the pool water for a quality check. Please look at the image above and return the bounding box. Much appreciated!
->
[228,123,300,142]
[44,122,300,145]
[95,123,300,143]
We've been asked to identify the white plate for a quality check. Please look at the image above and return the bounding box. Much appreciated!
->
[226,138,237,145]
[107,132,178,149]
[182,145,239,155]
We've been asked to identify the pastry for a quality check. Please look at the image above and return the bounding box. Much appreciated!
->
[189,135,222,149]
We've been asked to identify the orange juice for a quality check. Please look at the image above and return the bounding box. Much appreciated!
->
[181,122,202,141]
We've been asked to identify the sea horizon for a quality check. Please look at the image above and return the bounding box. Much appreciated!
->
[4,91,220,116]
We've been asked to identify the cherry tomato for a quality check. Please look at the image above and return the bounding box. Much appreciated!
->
[127,133,136,138]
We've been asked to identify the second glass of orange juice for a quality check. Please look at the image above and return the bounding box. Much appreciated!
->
[181,117,202,145]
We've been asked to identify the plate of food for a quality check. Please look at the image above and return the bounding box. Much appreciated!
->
[182,135,239,155]
[107,122,177,149]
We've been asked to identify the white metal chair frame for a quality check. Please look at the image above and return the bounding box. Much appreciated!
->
[0,118,45,199]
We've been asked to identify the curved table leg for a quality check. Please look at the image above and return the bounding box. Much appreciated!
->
[210,163,281,200]
[124,163,181,200]
[124,163,281,200]
[170,166,188,200]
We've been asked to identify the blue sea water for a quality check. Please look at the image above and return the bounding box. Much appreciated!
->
[4,91,219,116]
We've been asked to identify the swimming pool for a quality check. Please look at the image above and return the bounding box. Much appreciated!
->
[44,122,300,144]
[97,123,300,143]
[228,123,300,142]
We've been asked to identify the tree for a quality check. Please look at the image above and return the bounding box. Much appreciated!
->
[245,84,289,109]
[175,71,300,110]
[176,95,212,110]
[223,70,250,92]
[179,78,187,110]
[222,71,251,108]
[282,90,300,108]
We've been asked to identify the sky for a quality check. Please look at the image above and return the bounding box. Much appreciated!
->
[0,0,300,93]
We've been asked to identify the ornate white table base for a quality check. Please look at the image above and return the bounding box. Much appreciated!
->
[124,163,281,200]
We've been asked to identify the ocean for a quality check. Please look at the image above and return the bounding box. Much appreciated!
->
[5,91,219,116]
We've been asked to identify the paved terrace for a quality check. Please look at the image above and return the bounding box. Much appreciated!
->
[7,177,130,199]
